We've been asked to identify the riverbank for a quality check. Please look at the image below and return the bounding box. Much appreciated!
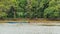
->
[0,18,60,23]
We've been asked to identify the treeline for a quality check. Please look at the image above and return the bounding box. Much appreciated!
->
[0,0,60,19]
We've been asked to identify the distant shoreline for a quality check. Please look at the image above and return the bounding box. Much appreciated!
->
[0,18,60,23]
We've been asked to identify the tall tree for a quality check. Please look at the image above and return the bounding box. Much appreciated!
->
[44,0,60,19]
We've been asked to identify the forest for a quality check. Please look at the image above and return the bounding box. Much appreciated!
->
[0,0,60,20]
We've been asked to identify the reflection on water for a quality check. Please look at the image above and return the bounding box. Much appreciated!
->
[0,23,60,34]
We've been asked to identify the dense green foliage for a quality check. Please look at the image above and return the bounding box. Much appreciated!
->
[0,0,60,19]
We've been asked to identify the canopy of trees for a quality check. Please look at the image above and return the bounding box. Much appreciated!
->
[0,0,60,19]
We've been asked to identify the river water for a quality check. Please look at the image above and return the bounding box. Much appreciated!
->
[0,23,60,34]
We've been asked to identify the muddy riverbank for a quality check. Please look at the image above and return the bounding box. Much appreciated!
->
[0,18,60,23]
